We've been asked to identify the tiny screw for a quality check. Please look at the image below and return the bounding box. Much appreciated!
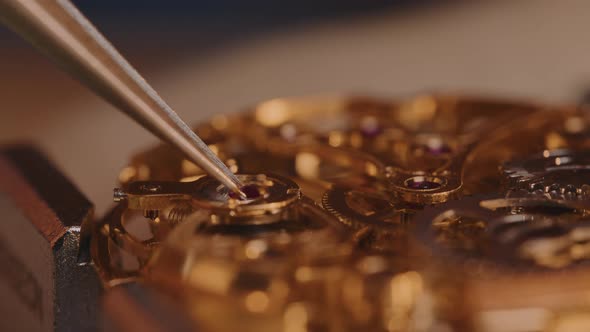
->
[113,188,127,202]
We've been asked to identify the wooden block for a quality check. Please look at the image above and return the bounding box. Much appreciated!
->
[0,145,101,331]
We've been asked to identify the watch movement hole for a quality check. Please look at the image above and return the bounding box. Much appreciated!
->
[404,176,444,190]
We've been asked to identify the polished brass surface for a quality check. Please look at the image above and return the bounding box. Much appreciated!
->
[94,94,590,331]
[414,195,590,332]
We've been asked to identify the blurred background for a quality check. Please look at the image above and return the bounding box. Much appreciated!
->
[1,0,590,214]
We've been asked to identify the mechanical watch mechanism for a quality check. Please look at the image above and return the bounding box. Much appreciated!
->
[91,95,590,332]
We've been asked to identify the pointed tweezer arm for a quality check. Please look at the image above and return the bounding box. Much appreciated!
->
[0,0,245,197]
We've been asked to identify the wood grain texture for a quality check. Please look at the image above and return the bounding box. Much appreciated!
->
[0,153,65,246]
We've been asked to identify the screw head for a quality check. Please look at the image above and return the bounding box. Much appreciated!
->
[113,188,127,202]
